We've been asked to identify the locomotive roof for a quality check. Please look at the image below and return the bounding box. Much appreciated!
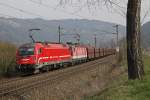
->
[20,42,68,47]
[19,43,34,48]
[19,42,95,49]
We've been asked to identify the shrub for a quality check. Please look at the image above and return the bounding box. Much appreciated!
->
[0,42,16,75]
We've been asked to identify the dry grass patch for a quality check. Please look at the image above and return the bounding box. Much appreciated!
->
[0,42,16,76]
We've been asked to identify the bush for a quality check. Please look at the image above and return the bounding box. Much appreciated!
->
[0,42,16,75]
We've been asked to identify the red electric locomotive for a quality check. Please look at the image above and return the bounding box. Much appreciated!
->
[16,42,73,73]
[71,45,87,64]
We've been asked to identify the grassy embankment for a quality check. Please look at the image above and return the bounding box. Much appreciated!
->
[0,42,16,76]
[85,55,150,100]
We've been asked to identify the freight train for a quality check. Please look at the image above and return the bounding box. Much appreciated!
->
[16,42,116,74]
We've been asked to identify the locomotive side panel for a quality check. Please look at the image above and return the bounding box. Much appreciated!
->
[71,46,87,63]
[37,46,72,65]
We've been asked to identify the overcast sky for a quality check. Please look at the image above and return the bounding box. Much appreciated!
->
[0,0,150,25]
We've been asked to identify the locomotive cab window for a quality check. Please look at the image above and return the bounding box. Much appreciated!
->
[19,47,34,56]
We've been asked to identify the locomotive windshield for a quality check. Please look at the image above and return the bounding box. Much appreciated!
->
[19,47,34,56]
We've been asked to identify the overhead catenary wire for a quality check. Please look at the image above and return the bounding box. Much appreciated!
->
[28,0,88,19]
[0,2,47,18]
[0,2,56,28]
[0,1,120,47]
[0,1,119,34]
[0,1,89,20]
[0,1,88,43]
[0,13,16,18]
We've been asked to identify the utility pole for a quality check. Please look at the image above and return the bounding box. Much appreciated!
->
[76,34,80,44]
[58,25,63,43]
[94,34,97,48]
[58,25,61,43]
[113,25,119,52]
[116,25,119,48]
[73,28,80,44]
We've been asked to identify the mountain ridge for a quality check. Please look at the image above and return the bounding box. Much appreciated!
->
[0,17,125,47]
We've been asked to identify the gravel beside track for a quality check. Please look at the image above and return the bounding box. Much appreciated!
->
[0,55,115,97]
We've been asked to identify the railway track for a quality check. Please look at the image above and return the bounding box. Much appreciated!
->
[0,56,109,85]
[0,55,115,97]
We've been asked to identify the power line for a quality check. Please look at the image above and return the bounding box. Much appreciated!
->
[0,1,88,19]
[0,13,16,18]
[0,2,47,18]
[0,2,55,34]
[0,1,55,28]
[28,0,87,19]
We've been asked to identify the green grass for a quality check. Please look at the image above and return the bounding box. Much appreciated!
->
[84,55,150,100]
[0,42,16,75]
